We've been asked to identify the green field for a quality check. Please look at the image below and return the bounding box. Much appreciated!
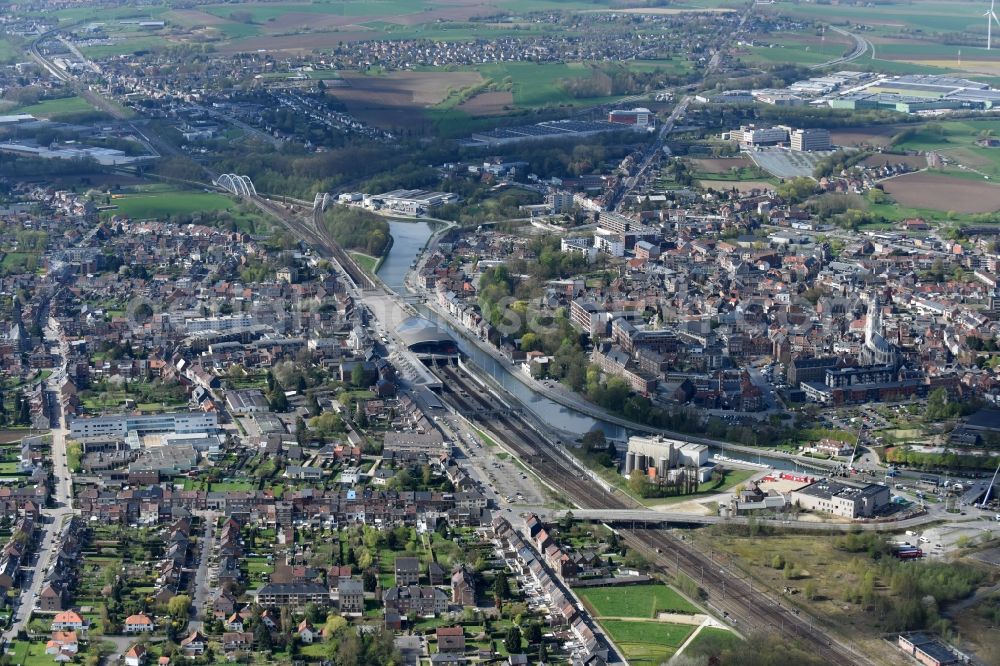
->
[202,0,436,23]
[744,36,852,67]
[0,252,40,274]
[600,620,694,665]
[685,627,743,654]
[45,4,171,24]
[892,119,1000,180]
[108,189,237,219]
[765,0,988,34]
[9,96,97,119]
[350,251,379,273]
[474,62,620,108]
[577,583,699,617]
[0,38,18,64]
[80,35,169,59]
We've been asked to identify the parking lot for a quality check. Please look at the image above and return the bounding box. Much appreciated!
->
[433,413,548,507]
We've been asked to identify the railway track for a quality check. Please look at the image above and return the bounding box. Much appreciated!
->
[434,362,872,665]
[435,364,623,506]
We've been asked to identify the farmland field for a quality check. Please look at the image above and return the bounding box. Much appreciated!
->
[698,179,776,193]
[333,70,485,130]
[881,172,1000,214]
[761,0,989,35]
[577,583,699,617]
[79,35,170,59]
[830,126,902,148]
[689,157,751,173]
[742,33,853,67]
[9,96,97,119]
[755,0,1000,75]
[474,61,618,109]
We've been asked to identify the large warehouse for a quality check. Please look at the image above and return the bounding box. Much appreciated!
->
[395,317,458,355]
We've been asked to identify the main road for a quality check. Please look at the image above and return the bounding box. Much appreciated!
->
[3,318,78,641]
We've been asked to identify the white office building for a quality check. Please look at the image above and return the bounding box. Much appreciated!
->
[70,411,219,440]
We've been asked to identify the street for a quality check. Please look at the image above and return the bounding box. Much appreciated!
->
[3,318,78,641]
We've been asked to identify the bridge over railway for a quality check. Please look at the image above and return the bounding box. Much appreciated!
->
[539,508,949,531]
[214,174,257,198]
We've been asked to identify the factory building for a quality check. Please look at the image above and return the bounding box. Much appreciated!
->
[608,108,653,128]
[623,435,711,482]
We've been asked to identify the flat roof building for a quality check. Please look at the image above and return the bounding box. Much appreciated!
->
[70,412,218,440]
[790,128,831,152]
[791,479,890,519]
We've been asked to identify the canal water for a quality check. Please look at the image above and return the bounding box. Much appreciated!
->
[377,219,434,292]
[378,220,804,472]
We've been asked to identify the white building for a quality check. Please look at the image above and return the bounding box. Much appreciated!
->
[69,412,219,440]
[182,314,254,334]
[593,231,624,257]
[623,435,709,477]
[739,125,789,146]
[561,237,598,263]
[790,128,832,151]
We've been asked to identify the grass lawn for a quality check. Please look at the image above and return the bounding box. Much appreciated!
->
[641,467,758,507]
[684,627,743,654]
[107,189,236,219]
[10,96,97,119]
[350,251,379,273]
[0,38,18,64]
[245,556,273,580]
[600,620,693,665]
[210,481,255,492]
[7,639,62,666]
[80,35,168,58]
[0,252,40,274]
[300,643,329,658]
[577,583,699,617]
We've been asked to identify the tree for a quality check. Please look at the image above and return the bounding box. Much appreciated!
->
[167,594,191,619]
[351,363,368,388]
[581,429,606,452]
[524,623,542,645]
[17,394,29,425]
[504,626,521,653]
[324,613,347,637]
[269,384,289,412]
[492,573,511,600]
[362,569,378,592]
[253,620,273,651]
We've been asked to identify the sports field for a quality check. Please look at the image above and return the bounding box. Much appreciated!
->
[577,583,699,617]
[600,620,694,665]
[108,189,236,219]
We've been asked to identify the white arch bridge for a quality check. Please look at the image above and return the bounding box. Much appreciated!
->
[214,174,257,198]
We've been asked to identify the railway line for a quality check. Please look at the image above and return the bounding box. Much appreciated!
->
[435,364,627,508]
[434,362,873,665]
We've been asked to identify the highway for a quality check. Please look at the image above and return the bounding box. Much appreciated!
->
[432,362,875,665]
[812,25,871,70]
